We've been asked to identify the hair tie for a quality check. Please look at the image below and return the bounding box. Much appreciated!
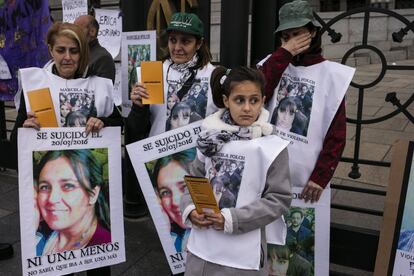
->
[219,69,231,86]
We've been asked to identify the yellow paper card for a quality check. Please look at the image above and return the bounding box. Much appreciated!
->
[141,61,164,104]
[184,175,220,214]
[27,88,58,127]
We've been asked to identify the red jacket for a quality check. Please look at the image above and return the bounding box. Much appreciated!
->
[261,47,346,188]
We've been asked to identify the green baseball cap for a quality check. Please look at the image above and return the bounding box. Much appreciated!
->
[275,0,317,33]
[167,12,204,37]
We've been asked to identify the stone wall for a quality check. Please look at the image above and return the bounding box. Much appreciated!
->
[319,8,414,65]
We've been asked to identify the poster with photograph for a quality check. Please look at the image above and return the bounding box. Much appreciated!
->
[126,122,203,274]
[269,75,314,137]
[95,9,122,59]
[267,187,330,276]
[18,127,125,276]
[391,142,414,275]
[121,30,156,117]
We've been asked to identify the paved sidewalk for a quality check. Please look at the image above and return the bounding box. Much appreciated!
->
[0,59,413,275]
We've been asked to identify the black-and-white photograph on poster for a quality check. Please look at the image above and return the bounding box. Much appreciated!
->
[126,122,202,274]
[209,155,245,208]
[18,127,125,275]
[269,75,314,137]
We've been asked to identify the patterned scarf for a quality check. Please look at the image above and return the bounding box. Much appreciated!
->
[197,108,274,157]
[168,54,198,93]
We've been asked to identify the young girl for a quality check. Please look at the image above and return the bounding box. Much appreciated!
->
[180,66,292,275]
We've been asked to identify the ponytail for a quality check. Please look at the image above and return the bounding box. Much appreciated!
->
[210,66,266,108]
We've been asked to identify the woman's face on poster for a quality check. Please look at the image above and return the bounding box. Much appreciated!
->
[60,104,71,118]
[167,96,177,110]
[157,160,187,229]
[276,105,296,130]
[170,108,191,129]
[37,157,94,231]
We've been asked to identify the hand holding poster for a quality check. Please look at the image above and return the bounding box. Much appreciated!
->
[95,9,122,59]
[126,122,202,274]
[62,0,88,23]
[18,127,125,275]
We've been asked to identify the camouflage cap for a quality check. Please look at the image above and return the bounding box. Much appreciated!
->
[167,12,204,37]
[275,0,317,33]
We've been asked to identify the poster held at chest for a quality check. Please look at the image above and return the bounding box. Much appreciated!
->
[121,30,156,117]
[267,187,330,276]
[18,127,125,275]
[126,122,203,274]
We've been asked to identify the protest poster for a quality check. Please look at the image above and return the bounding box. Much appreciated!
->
[121,30,156,117]
[18,127,125,276]
[95,9,122,59]
[267,187,330,276]
[126,122,202,274]
[61,0,88,23]
[375,140,414,276]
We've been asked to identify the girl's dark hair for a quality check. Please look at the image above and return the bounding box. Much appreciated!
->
[210,66,266,108]
[275,22,322,55]
[163,34,212,69]
[33,149,110,230]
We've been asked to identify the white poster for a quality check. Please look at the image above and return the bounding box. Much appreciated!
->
[267,187,330,276]
[18,127,125,276]
[61,0,88,23]
[95,9,122,59]
[391,153,414,275]
[126,122,203,274]
[0,54,11,79]
[113,63,122,106]
[121,31,156,117]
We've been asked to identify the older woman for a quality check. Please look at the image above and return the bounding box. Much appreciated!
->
[11,21,120,275]
[11,22,122,139]
[126,12,217,137]
[34,149,110,255]
[124,12,217,219]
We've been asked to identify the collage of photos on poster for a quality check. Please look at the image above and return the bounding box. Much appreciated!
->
[145,148,197,253]
[165,81,209,131]
[59,92,96,127]
[33,148,111,256]
[209,156,245,209]
[268,207,315,276]
[270,76,315,137]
